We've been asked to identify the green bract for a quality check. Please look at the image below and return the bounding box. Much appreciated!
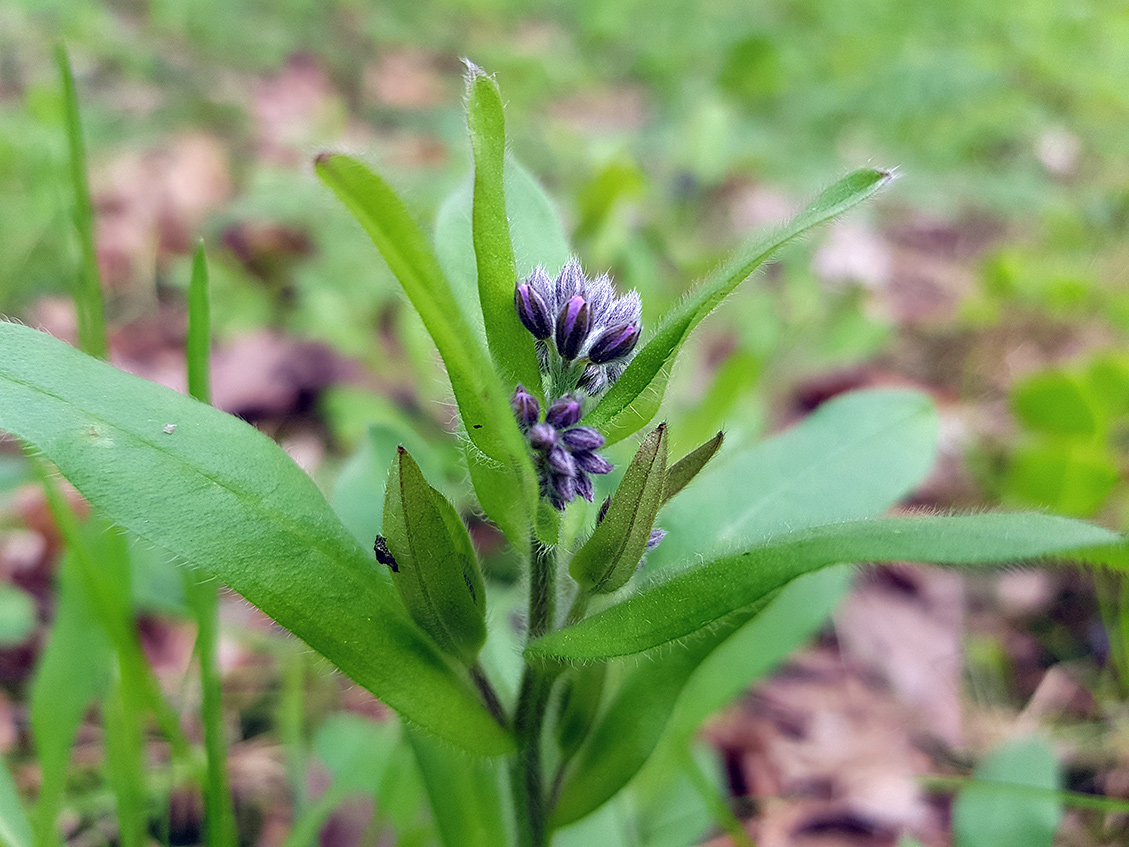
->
[382,446,488,666]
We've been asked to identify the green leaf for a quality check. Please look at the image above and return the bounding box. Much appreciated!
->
[405,726,508,847]
[953,737,1062,847]
[382,447,487,665]
[583,168,893,444]
[552,390,941,820]
[466,65,543,399]
[316,153,537,551]
[0,323,511,755]
[1011,371,1097,437]
[650,388,940,571]
[530,513,1120,664]
[570,424,668,594]
[434,159,572,343]
[662,431,724,505]
[30,551,113,846]
[1005,442,1118,517]
[555,664,608,760]
[0,756,32,847]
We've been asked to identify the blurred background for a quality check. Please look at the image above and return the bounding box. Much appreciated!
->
[2,0,1129,845]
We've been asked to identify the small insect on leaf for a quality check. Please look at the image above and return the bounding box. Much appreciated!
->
[373,535,398,572]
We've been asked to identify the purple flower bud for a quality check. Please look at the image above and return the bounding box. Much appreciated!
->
[551,473,577,507]
[527,265,554,302]
[574,471,594,502]
[515,283,553,339]
[555,295,591,361]
[548,444,577,477]
[584,274,616,324]
[554,260,585,311]
[587,323,640,364]
[511,384,540,429]
[528,423,557,451]
[546,395,582,429]
[574,450,613,475]
[645,527,666,550]
[561,426,604,452]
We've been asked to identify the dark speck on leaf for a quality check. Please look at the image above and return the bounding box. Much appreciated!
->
[373,535,398,572]
[472,424,483,429]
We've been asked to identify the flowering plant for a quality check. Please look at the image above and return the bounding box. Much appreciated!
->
[0,64,1124,847]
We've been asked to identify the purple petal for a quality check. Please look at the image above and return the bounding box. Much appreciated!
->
[645,528,667,550]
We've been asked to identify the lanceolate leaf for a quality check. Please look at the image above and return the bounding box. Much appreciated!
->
[570,424,668,594]
[552,390,938,822]
[0,323,511,754]
[650,388,940,571]
[530,513,1121,664]
[583,169,893,444]
[662,431,724,505]
[383,447,487,665]
[316,153,537,551]
[466,65,543,399]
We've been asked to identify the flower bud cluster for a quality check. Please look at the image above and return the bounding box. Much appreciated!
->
[511,385,612,509]
[514,258,642,394]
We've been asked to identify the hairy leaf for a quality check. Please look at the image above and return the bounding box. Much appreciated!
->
[316,153,537,551]
[466,65,543,398]
[383,447,487,665]
[530,513,1120,664]
[0,323,510,754]
[662,431,724,505]
[571,424,668,593]
[584,169,892,444]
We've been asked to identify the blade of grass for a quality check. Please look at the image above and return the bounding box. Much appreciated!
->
[55,43,106,361]
[183,243,237,847]
[30,549,113,847]
[31,460,193,763]
[102,671,147,847]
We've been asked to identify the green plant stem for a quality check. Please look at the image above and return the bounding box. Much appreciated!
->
[512,539,560,847]
[565,590,590,627]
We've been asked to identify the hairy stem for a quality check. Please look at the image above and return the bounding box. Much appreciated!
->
[512,539,560,847]
[470,662,508,728]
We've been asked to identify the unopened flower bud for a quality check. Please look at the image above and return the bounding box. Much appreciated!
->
[561,426,604,452]
[548,444,577,477]
[574,450,613,475]
[587,323,640,364]
[515,283,553,339]
[645,528,666,550]
[546,396,582,429]
[528,423,557,451]
[574,471,594,502]
[555,295,591,361]
[511,384,540,429]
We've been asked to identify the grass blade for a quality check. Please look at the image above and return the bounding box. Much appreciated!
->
[182,243,237,847]
[583,169,893,444]
[55,43,106,361]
